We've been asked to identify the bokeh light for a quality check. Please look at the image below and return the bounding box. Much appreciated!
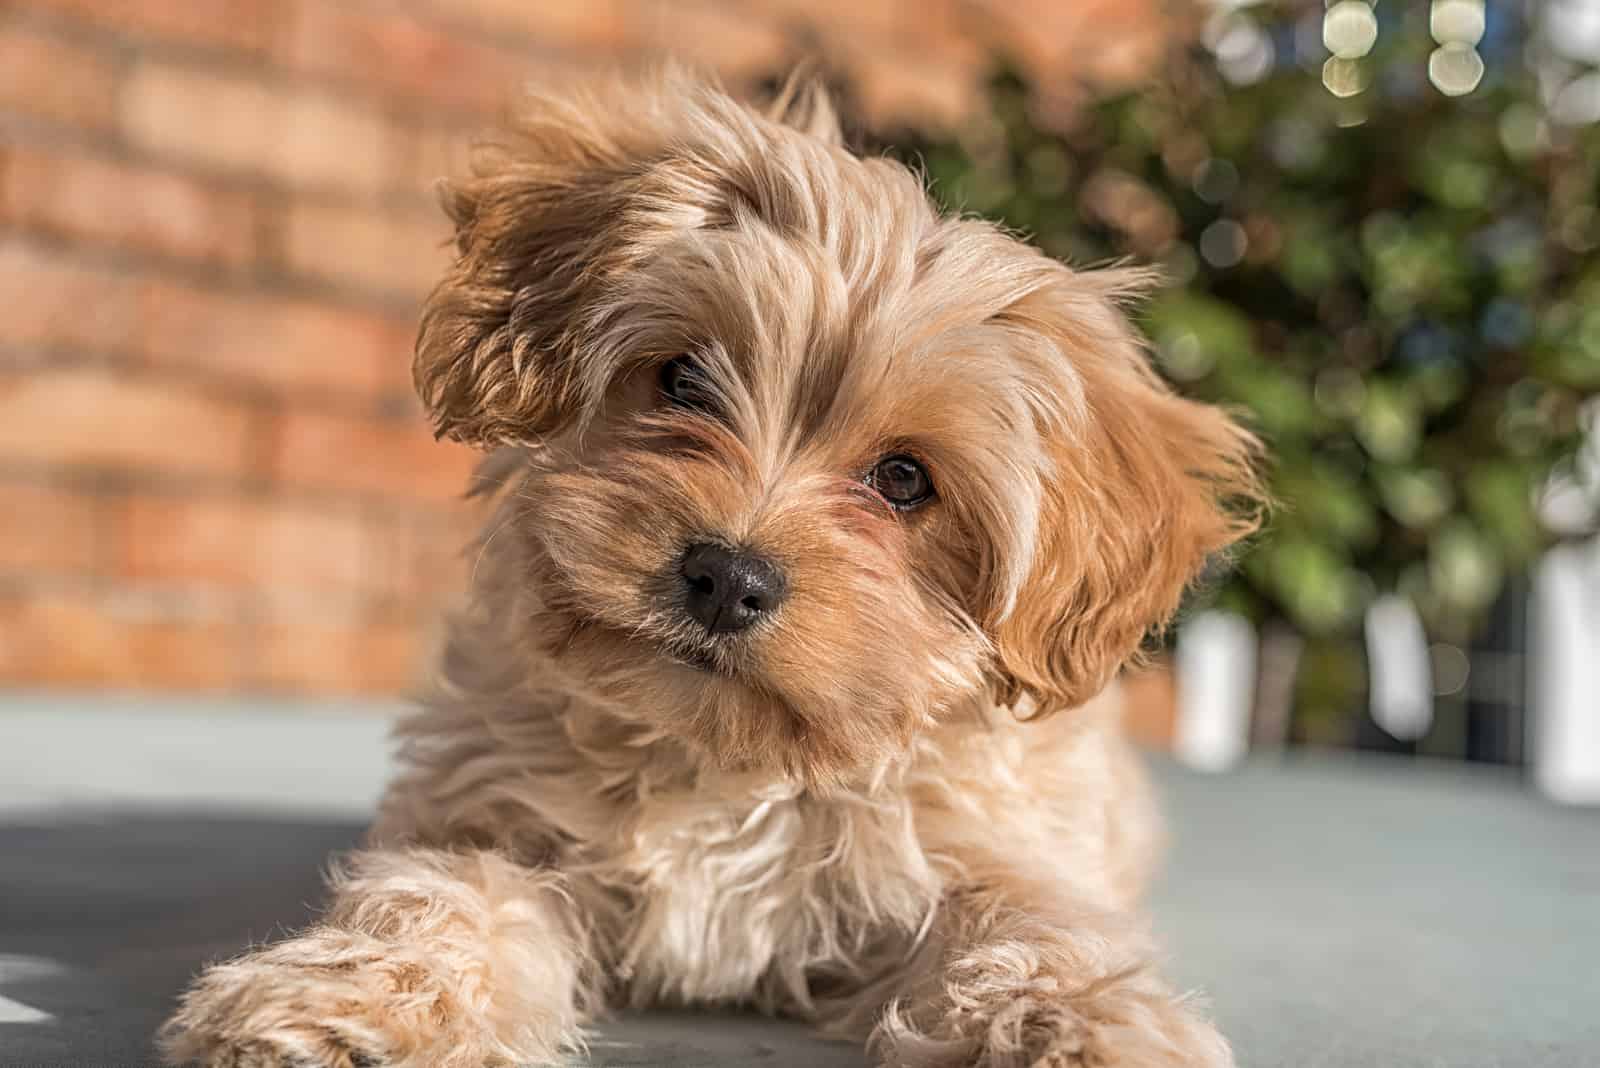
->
[1158,330,1214,381]
[1544,0,1600,66]
[1427,0,1485,97]
[1551,71,1600,126]
[1429,0,1486,47]
[1429,42,1485,97]
[1191,158,1241,204]
[1207,12,1276,86]
[1199,219,1249,268]
[1323,1,1379,59]
[1497,104,1544,159]
[1429,643,1471,696]
[1322,56,1368,98]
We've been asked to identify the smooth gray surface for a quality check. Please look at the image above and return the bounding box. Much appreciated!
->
[2,702,1597,1067]
[1152,756,1600,1068]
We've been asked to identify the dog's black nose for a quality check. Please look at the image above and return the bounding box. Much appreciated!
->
[680,543,786,635]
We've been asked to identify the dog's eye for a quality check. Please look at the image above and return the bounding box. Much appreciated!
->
[658,356,716,413]
[866,455,934,510]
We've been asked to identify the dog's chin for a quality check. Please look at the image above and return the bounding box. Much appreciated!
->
[539,601,939,788]
[656,639,720,671]
[657,639,732,676]
[547,607,748,688]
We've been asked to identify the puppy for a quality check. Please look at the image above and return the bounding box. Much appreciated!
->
[161,70,1261,1068]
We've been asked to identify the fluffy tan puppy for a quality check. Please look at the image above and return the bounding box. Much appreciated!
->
[161,70,1262,1068]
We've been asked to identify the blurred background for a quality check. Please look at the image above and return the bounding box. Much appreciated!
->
[0,0,1594,797]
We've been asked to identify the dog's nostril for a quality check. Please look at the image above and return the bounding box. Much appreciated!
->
[679,542,787,635]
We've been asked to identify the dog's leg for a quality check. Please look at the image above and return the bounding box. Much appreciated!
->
[868,879,1231,1068]
[159,848,595,1068]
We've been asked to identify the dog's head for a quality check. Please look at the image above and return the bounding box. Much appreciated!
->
[417,71,1261,787]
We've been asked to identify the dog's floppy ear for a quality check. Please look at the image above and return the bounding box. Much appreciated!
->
[988,270,1263,716]
[414,74,688,447]
[415,69,846,448]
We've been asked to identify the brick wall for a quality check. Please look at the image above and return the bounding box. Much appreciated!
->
[0,0,1169,697]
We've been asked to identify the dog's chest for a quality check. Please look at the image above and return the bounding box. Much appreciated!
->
[591,784,939,1009]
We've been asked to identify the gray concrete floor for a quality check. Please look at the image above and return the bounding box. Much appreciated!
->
[2,698,1597,1066]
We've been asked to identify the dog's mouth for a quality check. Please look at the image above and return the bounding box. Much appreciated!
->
[657,634,740,677]
[557,605,743,680]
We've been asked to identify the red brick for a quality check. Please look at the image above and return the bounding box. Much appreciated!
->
[13,0,275,55]
[743,1,986,78]
[277,3,528,116]
[882,3,988,86]
[0,592,239,691]
[132,281,408,397]
[423,0,624,52]
[620,1,790,82]
[120,62,405,194]
[0,481,98,576]
[0,243,411,396]
[979,0,1167,84]
[744,0,901,39]
[0,23,120,131]
[279,198,451,301]
[268,409,478,502]
[0,146,258,267]
[0,367,256,477]
[850,50,978,128]
[408,122,472,198]
[0,242,140,353]
[253,618,422,695]
[386,506,479,607]
[118,494,383,596]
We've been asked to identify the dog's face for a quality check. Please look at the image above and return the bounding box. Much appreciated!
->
[416,73,1260,787]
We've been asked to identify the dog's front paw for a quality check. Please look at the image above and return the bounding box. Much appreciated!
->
[172,1035,382,1068]
[159,928,458,1068]
[875,987,1232,1068]
[1007,992,1230,1068]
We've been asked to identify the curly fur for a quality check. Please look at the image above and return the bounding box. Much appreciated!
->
[161,67,1262,1068]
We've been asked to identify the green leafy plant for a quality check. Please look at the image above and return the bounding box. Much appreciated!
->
[888,1,1599,730]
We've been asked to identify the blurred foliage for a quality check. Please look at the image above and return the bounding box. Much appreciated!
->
[885,1,1599,725]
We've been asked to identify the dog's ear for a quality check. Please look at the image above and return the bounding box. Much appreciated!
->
[987,269,1264,716]
[414,73,697,447]
[415,69,847,448]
